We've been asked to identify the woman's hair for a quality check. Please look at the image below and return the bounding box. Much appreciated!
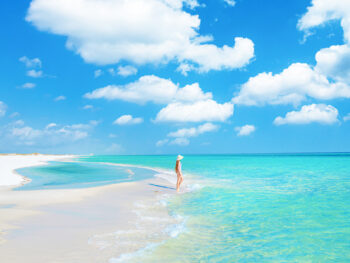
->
[175,159,180,170]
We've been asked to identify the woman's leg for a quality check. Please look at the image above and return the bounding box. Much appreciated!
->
[176,175,180,192]
[177,176,183,192]
[179,176,183,188]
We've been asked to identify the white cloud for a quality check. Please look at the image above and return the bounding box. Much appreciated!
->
[12,126,42,141]
[20,83,36,89]
[178,37,254,72]
[297,0,350,88]
[155,99,233,122]
[45,123,57,129]
[169,137,190,146]
[55,95,66,101]
[0,101,7,117]
[233,63,350,106]
[224,0,235,7]
[85,75,212,104]
[26,0,254,72]
[117,65,138,77]
[20,56,45,78]
[314,44,350,83]
[156,138,169,147]
[85,75,231,124]
[174,83,212,102]
[94,69,103,78]
[234,1,350,107]
[113,115,143,125]
[83,105,93,110]
[298,0,350,42]
[274,104,339,125]
[7,120,97,145]
[168,122,218,137]
[19,56,42,68]
[108,66,137,77]
[176,63,194,76]
[235,124,255,136]
[27,69,43,78]
[344,113,350,122]
[158,123,218,146]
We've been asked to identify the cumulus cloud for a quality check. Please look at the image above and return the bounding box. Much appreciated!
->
[20,56,46,78]
[113,115,143,125]
[55,95,66,101]
[94,69,103,78]
[85,75,232,123]
[297,1,350,85]
[45,123,57,129]
[176,63,194,76]
[117,65,138,77]
[156,138,169,147]
[19,56,41,68]
[168,122,218,137]
[233,63,350,106]
[12,126,42,141]
[235,124,255,136]
[7,120,97,145]
[274,104,339,125]
[155,99,233,122]
[84,75,212,104]
[314,44,350,83]
[0,101,7,117]
[169,137,190,146]
[234,1,350,107]
[83,105,93,110]
[20,83,36,89]
[178,37,254,72]
[27,69,43,78]
[26,0,254,72]
[157,123,218,146]
[298,0,350,42]
[224,0,235,7]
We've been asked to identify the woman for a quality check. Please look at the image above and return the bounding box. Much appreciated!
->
[175,155,184,192]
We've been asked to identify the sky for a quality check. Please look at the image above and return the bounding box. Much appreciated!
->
[1,0,350,154]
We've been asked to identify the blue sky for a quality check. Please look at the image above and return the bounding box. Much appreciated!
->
[1,0,350,154]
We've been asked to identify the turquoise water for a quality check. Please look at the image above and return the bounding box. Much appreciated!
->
[81,154,350,262]
[16,161,156,190]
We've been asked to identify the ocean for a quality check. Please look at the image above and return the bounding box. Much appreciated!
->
[17,154,350,262]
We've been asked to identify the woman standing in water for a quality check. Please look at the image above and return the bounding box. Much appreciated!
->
[175,155,184,192]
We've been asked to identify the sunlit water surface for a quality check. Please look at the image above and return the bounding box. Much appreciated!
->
[15,154,350,262]
[81,154,350,262]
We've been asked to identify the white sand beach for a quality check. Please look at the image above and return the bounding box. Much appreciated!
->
[0,154,177,262]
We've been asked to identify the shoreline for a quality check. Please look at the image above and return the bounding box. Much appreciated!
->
[70,159,178,186]
[0,154,181,262]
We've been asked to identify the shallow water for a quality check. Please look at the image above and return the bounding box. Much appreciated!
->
[81,154,350,262]
[16,161,156,190]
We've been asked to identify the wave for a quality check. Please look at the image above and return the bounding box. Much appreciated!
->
[88,191,186,262]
